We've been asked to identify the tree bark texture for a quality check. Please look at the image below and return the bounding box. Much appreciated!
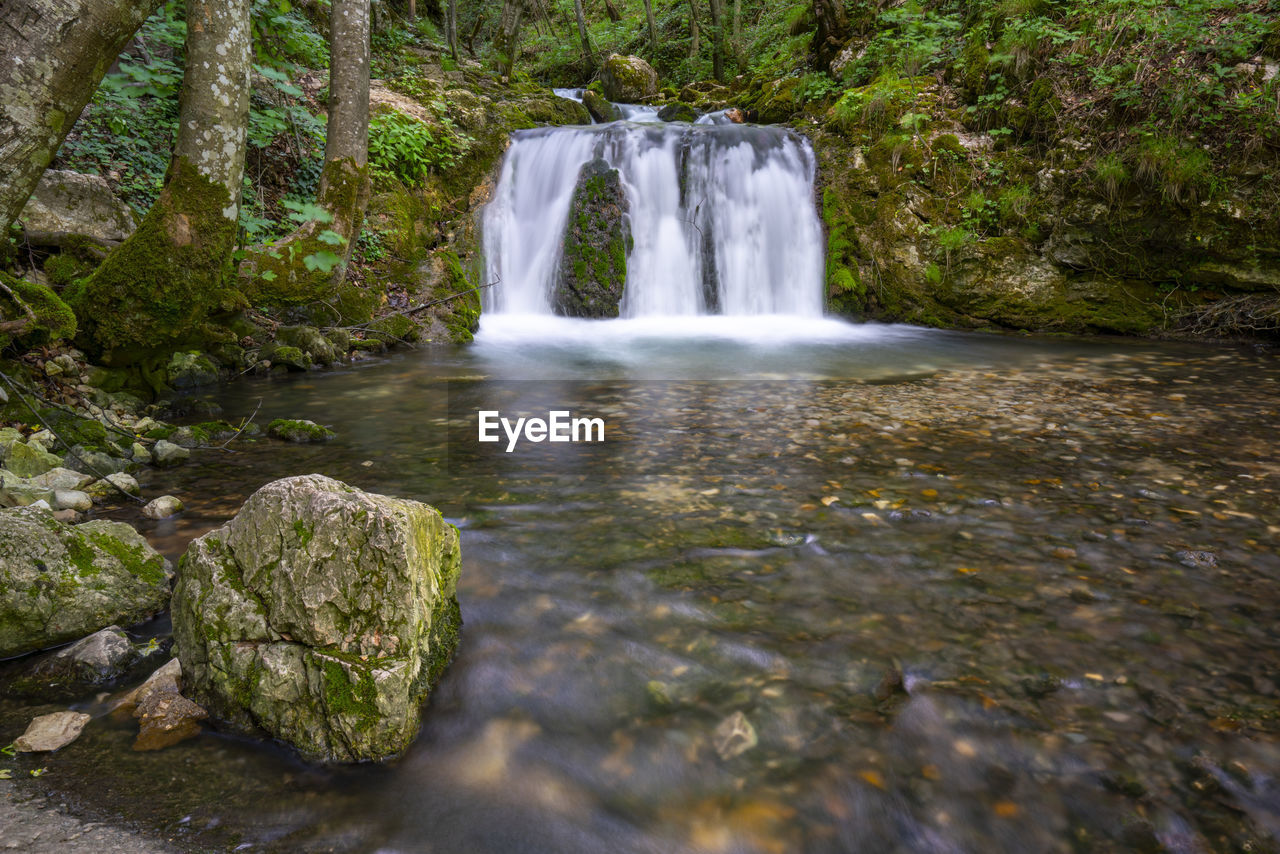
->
[446,0,458,60]
[812,0,850,71]
[0,0,163,237]
[495,0,525,80]
[707,0,724,81]
[572,0,592,65]
[75,0,253,363]
[688,0,699,58]
[641,0,658,55]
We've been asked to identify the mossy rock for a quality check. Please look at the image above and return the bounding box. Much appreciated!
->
[599,54,659,103]
[554,158,631,319]
[164,351,221,390]
[170,474,462,763]
[43,254,92,288]
[365,314,421,344]
[267,419,336,443]
[0,273,77,351]
[658,102,700,123]
[259,343,312,371]
[276,325,338,365]
[582,89,622,123]
[0,505,172,658]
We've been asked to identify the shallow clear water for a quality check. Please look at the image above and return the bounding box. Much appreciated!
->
[4,319,1279,853]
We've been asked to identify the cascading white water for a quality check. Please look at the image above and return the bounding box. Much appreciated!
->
[481,120,825,319]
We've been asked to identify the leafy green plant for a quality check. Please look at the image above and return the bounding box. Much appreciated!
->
[367,108,471,187]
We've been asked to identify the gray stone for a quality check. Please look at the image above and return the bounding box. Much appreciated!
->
[130,442,153,464]
[30,467,95,491]
[65,445,129,476]
[17,170,138,243]
[13,711,92,753]
[172,474,462,763]
[142,495,184,519]
[87,471,141,501]
[10,626,140,699]
[152,440,190,468]
[599,53,659,102]
[53,489,92,512]
[0,506,171,657]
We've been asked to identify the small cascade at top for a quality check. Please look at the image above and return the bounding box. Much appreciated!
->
[482,104,825,319]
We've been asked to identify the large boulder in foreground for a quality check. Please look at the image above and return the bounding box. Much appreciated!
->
[0,506,172,658]
[171,474,462,763]
[599,54,659,103]
[554,158,632,319]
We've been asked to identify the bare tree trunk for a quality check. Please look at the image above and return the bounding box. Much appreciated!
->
[707,0,724,81]
[447,0,459,60]
[688,0,700,58]
[408,0,415,19]
[573,0,592,65]
[76,0,253,363]
[812,0,849,70]
[603,0,621,22]
[0,0,163,238]
[732,0,744,67]
[239,0,371,306]
[641,0,658,55]
[495,0,525,80]
[319,0,372,268]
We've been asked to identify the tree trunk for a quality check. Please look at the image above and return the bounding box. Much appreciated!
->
[446,0,458,60]
[603,0,621,23]
[572,0,592,65]
[707,0,724,81]
[319,0,371,267]
[75,0,253,364]
[494,0,525,80]
[641,0,658,55]
[732,0,744,67]
[812,0,849,71]
[408,0,415,19]
[239,0,372,307]
[0,0,163,238]
[688,0,699,58]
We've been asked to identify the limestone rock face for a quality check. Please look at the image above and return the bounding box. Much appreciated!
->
[171,474,462,763]
[554,158,632,319]
[0,507,172,658]
[17,170,138,243]
[599,54,659,103]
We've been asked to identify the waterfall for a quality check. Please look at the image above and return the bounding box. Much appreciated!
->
[481,120,826,319]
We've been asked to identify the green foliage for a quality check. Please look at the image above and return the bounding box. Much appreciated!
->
[1094,153,1131,204]
[1130,133,1214,204]
[367,109,472,187]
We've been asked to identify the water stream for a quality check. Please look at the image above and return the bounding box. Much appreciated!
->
[2,107,1278,853]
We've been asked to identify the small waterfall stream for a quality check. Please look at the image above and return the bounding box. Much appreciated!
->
[481,112,826,319]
